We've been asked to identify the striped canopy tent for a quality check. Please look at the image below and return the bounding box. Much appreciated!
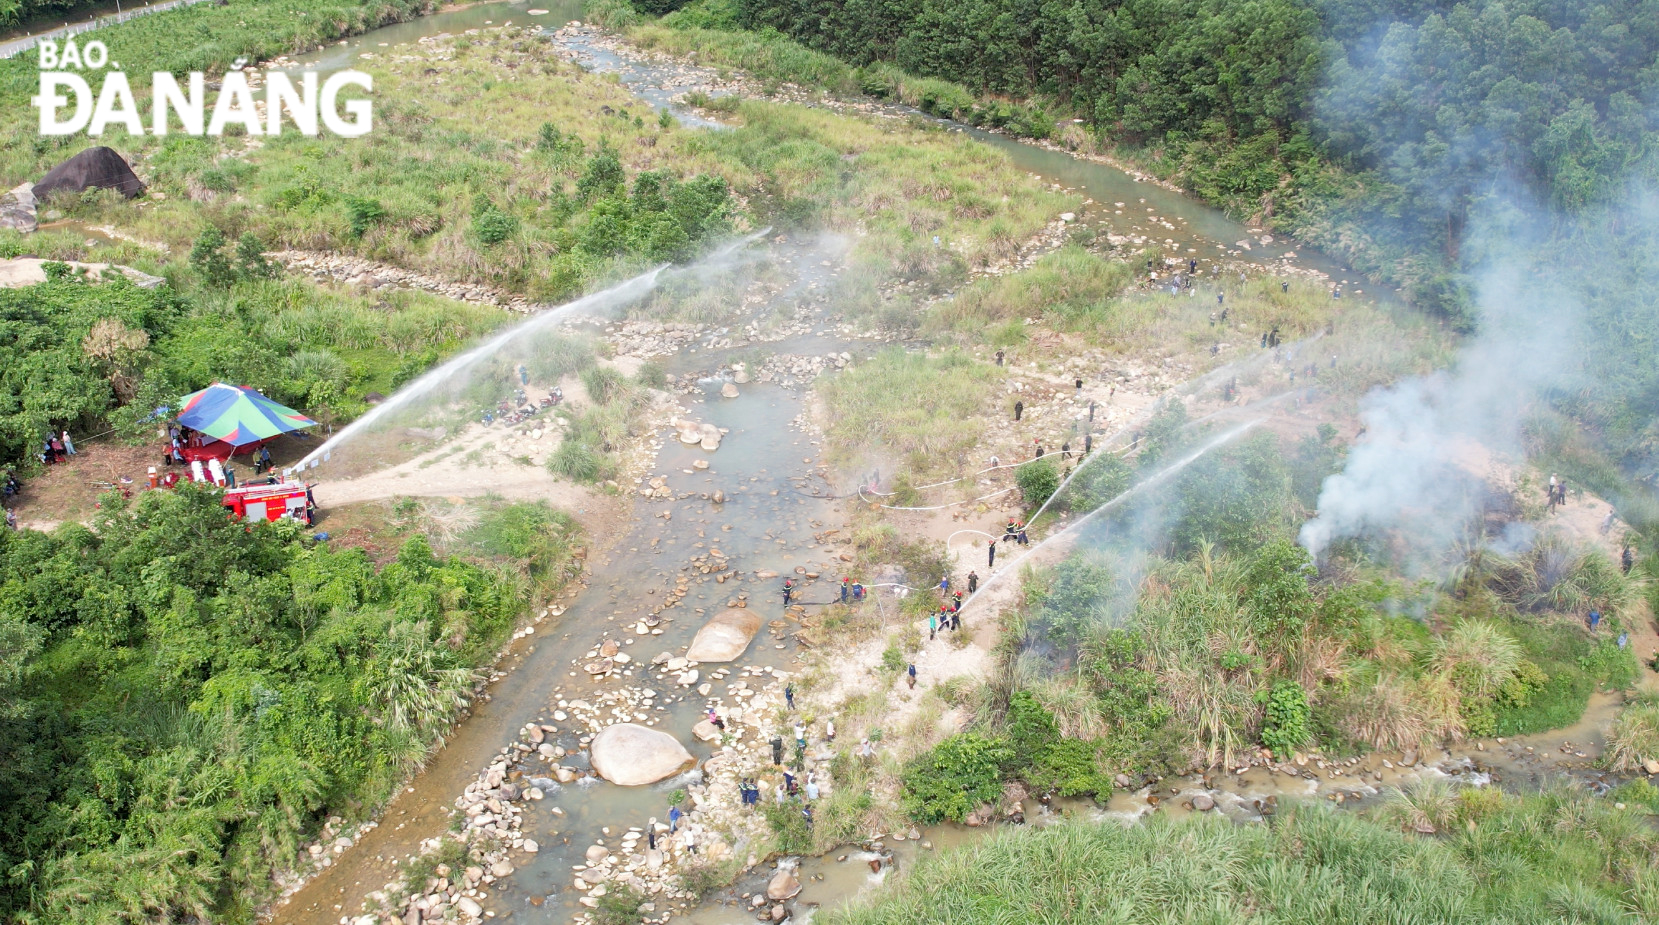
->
[174,383,317,461]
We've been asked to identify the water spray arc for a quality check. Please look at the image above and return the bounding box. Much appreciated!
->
[964,419,1264,604]
[290,230,770,473]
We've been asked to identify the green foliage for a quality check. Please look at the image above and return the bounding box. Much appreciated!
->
[900,733,1011,824]
[1003,691,1111,798]
[825,791,1659,925]
[343,196,386,239]
[591,885,647,925]
[0,486,558,922]
[1241,540,1316,652]
[1025,555,1115,652]
[1290,423,1344,509]
[1058,451,1132,514]
[880,641,905,674]
[819,348,1002,479]
[1014,457,1058,509]
[762,801,814,854]
[189,227,236,288]
[1260,681,1311,758]
[235,233,277,280]
[470,194,519,247]
[1168,432,1295,554]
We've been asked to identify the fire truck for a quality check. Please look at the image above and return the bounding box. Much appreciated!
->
[150,459,316,525]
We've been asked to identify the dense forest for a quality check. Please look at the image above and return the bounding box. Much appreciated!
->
[668,0,1656,301]
[0,487,581,921]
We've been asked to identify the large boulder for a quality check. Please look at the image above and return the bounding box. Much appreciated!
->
[766,869,801,901]
[33,146,144,201]
[685,608,762,663]
[589,723,694,786]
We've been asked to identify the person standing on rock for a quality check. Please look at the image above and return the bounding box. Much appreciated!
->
[782,579,794,607]
[1084,433,1093,455]
[1014,400,1024,421]
[806,774,820,802]
[775,781,786,805]
[771,735,784,765]
[785,684,795,710]
[1034,441,1044,459]
[938,575,949,594]
[683,826,698,856]
[928,612,938,640]
[784,769,798,796]
[907,664,917,689]
[995,349,1005,366]
[967,570,979,593]
[988,540,996,568]
[794,721,807,749]
[668,805,682,834]
[648,824,658,850]
[841,577,850,603]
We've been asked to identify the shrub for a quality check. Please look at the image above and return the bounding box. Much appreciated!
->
[1016,457,1060,509]
[1005,691,1111,798]
[762,802,814,854]
[470,195,518,246]
[901,734,1012,823]
[1261,681,1311,758]
[343,196,385,238]
[189,227,235,287]
[1606,696,1659,773]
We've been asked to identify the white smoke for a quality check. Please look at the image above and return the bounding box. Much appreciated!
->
[1299,235,1586,564]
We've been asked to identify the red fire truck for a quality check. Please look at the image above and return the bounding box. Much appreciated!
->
[222,479,316,525]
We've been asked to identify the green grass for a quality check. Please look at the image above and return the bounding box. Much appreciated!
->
[818,347,1003,480]
[827,790,1659,924]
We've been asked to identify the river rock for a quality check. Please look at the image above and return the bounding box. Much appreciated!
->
[586,845,610,864]
[0,184,36,234]
[721,382,739,398]
[456,896,483,918]
[1192,794,1215,811]
[692,720,721,742]
[1644,759,1659,775]
[766,869,801,900]
[589,723,695,786]
[685,608,763,662]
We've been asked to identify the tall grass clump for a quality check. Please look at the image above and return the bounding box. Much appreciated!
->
[817,348,1002,479]
[1606,692,1659,773]
[827,790,1659,925]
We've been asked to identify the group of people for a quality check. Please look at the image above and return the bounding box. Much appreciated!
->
[1546,474,1572,511]
[38,430,75,465]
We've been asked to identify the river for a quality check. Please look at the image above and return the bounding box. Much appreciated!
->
[238,6,1624,925]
